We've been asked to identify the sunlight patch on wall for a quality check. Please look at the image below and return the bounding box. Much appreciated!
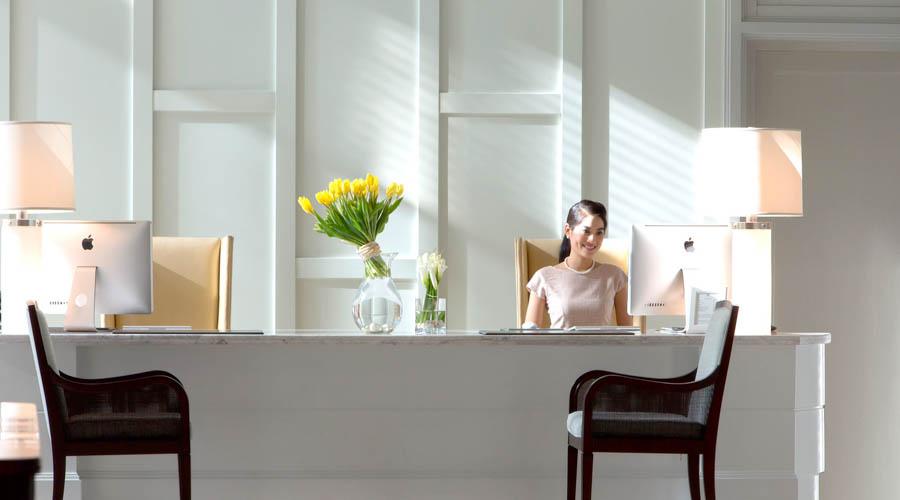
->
[608,86,699,238]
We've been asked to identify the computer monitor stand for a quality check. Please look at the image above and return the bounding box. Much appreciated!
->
[64,266,97,332]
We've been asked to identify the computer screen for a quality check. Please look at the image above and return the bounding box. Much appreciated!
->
[41,221,152,329]
[628,224,731,317]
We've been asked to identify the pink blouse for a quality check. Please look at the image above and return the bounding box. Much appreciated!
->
[526,263,626,329]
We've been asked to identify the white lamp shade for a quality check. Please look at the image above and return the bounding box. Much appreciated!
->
[0,121,75,213]
[697,128,803,217]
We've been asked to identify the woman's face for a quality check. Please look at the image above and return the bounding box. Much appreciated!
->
[564,214,606,259]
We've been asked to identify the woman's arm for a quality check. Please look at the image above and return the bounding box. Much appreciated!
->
[614,283,633,326]
[524,292,546,327]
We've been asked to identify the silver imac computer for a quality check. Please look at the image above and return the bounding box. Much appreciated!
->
[628,225,732,332]
[41,221,152,331]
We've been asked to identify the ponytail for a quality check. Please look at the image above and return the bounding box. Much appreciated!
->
[559,235,572,263]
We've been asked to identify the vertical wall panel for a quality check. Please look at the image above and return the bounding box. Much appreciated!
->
[446,117,559,329]
[154,114,274,330]
[295,0,418,329]
[604,0,706,238]
[154,0,274,89]
[296,0,418,259]
[11,0,132,220]
[442,0,560,92]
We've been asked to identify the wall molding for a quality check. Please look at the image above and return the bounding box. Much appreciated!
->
[439,92,561,116]
[35,472,81,481]
[273,0,297,329]
[744,0,900,23]
[131,0,154,221]
[725,0,900,125]
[296,257,417,281]
[0,0,10,120]
[560,0,583,220]
[76,468,804,481]
[742,35,900,124]
[153,90,276,113]
[417,0,440,258]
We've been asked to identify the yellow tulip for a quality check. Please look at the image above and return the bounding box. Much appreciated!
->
[297,196,314,214]
[329,180,342,198]
[385,182,397,197]
[366,173,379,194]
[342,179,351,195]
[351,178,367,196]
[315,190,335,206]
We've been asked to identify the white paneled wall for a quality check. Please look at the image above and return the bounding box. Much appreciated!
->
[154,0,274,90]
[295,0,581,330]
[9,0,132,220]
[603,0,705,238]
[445,117,560,328]
[294,0,419,331]
[153,114,274,330]
[0,0,717,331]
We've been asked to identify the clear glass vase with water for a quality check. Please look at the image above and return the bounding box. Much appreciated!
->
[351,252,402,333]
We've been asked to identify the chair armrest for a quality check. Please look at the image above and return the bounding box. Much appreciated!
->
[55,373,191,439]
[59,369,183,386]
[578,374,715,418]
[56,373,190,417]
[569,369,696,411]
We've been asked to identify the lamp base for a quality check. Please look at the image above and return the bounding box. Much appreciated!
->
[1,223,43,335]
[730,227,773,335]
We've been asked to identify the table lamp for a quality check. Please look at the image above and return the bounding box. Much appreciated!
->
[0,122,75,334]
[696,127,803,334]
[0,402,40,500]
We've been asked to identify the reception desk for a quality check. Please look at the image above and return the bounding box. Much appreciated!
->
[0,331,828,500]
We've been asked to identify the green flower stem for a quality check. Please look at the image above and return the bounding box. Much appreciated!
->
[363,254,391,279]
[416,285,442,323]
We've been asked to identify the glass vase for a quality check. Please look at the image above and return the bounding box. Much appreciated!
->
[351,252,403,333]
[415,295,446,335]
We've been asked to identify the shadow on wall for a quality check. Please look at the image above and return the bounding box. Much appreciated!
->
[298,0,418,260]
[608,85,701,238]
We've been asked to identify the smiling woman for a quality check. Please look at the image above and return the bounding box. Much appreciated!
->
[524,200,632,329]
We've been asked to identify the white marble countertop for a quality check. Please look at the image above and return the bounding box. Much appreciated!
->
[0,330,831,346]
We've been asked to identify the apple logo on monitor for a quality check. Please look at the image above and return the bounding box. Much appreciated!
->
[683,237,694,252]
[82,235,94,251]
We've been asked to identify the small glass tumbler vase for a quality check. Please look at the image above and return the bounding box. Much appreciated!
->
[415,296,446,335]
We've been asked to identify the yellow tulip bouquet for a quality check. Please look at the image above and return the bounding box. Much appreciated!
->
[298,174,404,279]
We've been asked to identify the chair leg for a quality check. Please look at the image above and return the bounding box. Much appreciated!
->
[178,453,191,500]
[567,445,578,500]
[688,453,701,500]
[581,451,593,500]
[52,452,66,500]
[703,449,716,500]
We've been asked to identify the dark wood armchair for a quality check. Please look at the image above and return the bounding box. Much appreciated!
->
[566,301,739,500]
[26,302,191,500]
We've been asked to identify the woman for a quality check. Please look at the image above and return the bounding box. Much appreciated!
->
[524,200,632,329]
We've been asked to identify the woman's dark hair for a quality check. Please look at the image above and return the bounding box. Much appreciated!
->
[559,200,608,262]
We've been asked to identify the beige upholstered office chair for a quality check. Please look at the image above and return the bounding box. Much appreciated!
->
[514,237,644,329]
[102,236,233,331]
